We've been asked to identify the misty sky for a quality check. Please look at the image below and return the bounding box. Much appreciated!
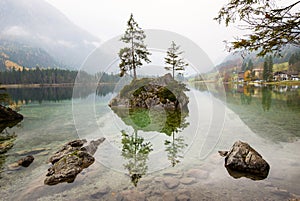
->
[45,0,243,65]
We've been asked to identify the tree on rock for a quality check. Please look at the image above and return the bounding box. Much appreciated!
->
[118,14,151,79]
[164,41,188,79]
[215,0,300,56]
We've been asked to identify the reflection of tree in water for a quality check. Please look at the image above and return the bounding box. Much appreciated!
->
[112,106,189,178]
[191,82,207,92]
[96,84,115,97]
[165,134,187,167]
[262,86,272,111]
[162,110,189,167]
[286,90,300,111]
[5,87,93,104]
[127,109,188,177]
[121,129,152,187]
[0,87,10,105]
[241,85,253,105]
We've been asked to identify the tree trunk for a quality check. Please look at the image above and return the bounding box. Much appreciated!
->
[133,67,137,79]
[173,68,174,79]
[131,36,136,79]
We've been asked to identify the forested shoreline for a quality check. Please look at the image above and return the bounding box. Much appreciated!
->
[0,68,120,85]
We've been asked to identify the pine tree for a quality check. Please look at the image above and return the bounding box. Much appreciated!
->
[263,56,273,81]
[248,59,253,71]
[164,41,188,79]
[241,60,247,71]
[118,14,151,79]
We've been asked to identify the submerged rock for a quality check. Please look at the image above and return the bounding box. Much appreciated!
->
[163,177,180,189]
[109,73,189,110]
[219,140,270,180]
[7,155,35,170]
[14,147,49,156]
[18,155,34,167]
[44,138,105,185]
[0,138,15,154]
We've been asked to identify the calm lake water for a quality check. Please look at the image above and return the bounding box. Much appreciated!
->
[0,83,299,200]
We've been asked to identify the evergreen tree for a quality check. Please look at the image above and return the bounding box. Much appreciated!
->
[164,41,188,79]
[241,60,247,71]
[263,56,273,81]
[247,59,253,71]
[118,14,151,79]
[268,56,273,76]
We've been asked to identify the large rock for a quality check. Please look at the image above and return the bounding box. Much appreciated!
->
[109,73,189,110]
[44,138,105,185]
[219,140,270,180]
[0,105,23,123]
[0,105,23,134]
[48,139,87,164]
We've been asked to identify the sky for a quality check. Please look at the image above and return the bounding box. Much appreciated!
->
[45,0,243,65]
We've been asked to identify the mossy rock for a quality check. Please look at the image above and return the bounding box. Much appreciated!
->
[110,73,189,110]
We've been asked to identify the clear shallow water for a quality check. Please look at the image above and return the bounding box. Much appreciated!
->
[0,85,299,201]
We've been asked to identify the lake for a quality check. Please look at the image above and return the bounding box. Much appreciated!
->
[0,83,299,200]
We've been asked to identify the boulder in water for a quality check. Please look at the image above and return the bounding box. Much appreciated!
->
[44,138,105,185]
[219,140,270,180]
[18,155,34,167]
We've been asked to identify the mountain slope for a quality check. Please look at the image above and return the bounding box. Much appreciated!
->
[215,46,300,73]
[0,0,101,68]
[0,40,60,70]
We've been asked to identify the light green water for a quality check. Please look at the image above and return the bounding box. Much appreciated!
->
[0,85,299,201]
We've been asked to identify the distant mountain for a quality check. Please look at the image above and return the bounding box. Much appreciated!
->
[215,46,300,73]
[0,0,101,69]
[0,40,59,71]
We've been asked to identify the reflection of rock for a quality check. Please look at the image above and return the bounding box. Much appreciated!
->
[18,155,34,167]
[219,141,270,180]
[44,138,105,185]
[109,73,189,110]
[111,107,189,135]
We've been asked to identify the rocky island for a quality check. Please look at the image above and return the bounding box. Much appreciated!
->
[109,73,189,110]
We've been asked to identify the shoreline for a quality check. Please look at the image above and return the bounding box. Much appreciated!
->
[192,80,300,86]
[0,83,116,88]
